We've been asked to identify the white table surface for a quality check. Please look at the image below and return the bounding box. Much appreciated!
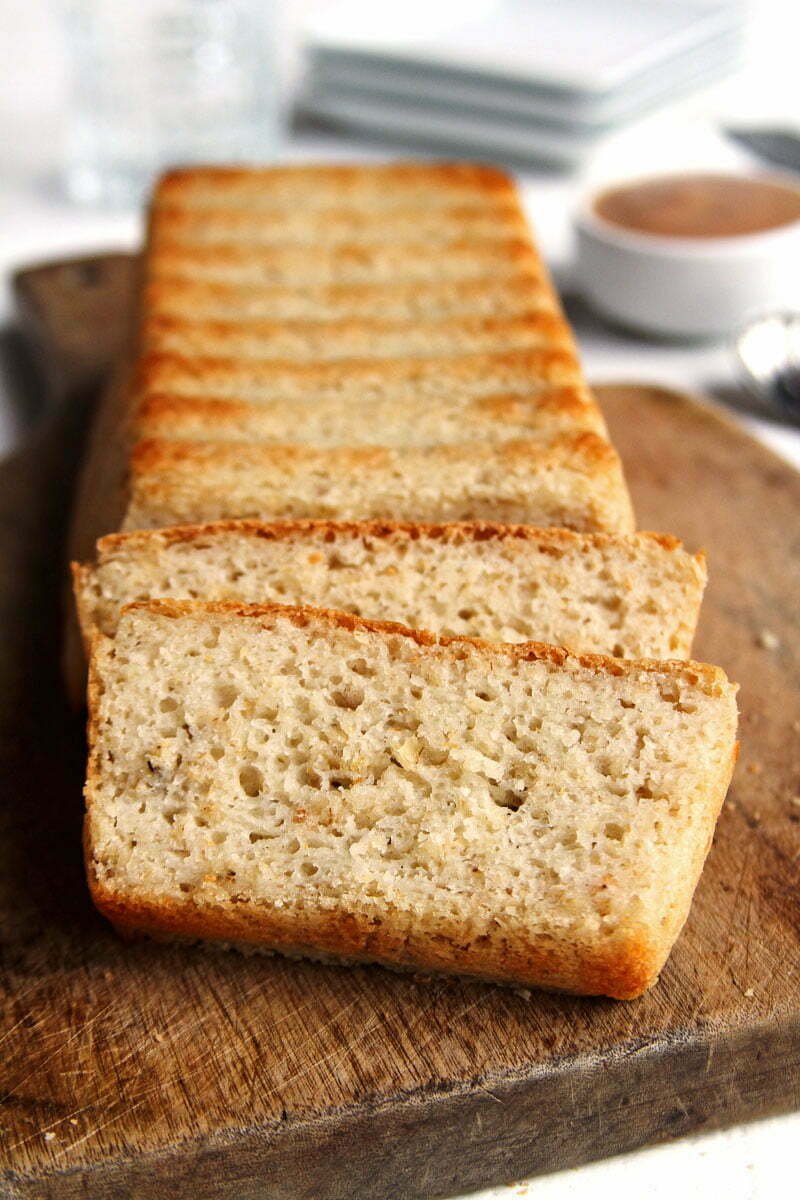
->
[1,6,798,1195]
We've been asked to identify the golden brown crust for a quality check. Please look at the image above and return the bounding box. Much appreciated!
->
[140,310,574,349]
[154,162,519,201]
[133,386,602,441]
[87,516,695,561]
[150,200,530,236]
[134,346,584,395]
[143,271,556,318]
[123,597,734,690]
[85,874,660,1000]
[472,386,597,421]
[128,431,620,479]
[147,238,543,274]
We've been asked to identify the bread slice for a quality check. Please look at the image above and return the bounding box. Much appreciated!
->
[136,347,584,404]
[155,162,520,210]
[147,238,542,287]
[140,311,575,362]
[134,387,606,444]
[148,201,531,247]
[73,520,706,660]
[84,601,739,999]
[143,273,559,324]
[123,434,635,534]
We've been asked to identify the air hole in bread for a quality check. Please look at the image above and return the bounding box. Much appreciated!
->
[216,683,238,709]
[494,789,524,811]
[239,765,263,796]
[331,686,364,710]
[348,657,374,677]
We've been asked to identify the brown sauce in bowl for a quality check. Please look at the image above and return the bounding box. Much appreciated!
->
[594,173,800,239]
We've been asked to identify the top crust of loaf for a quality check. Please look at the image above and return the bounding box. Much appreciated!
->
[90,517,696,561]
[148,201,531,244]
[155,162,518,204]
[126,598,733,694]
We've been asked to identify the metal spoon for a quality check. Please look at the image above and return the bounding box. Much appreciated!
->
[735,311,800,424]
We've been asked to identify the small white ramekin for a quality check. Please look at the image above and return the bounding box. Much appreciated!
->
[574,175,800,340]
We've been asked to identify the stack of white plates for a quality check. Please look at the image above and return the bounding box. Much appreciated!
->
[300,1,745,168]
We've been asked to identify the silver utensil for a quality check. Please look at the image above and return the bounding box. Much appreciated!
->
[735,311,800,423]
[725,126,800,175]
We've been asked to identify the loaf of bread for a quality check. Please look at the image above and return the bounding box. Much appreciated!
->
[84,601,738,999]
[135,387,605,444]
[73,520,706,659]
[123,434,635,533]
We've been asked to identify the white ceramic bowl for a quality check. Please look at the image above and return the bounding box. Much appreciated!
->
[574,176,800,339]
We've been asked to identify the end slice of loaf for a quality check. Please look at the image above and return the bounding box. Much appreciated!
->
[140,311,574,363]
[134,387,605,445]
[73,520,706,659]
[123,434,635,534]
[85,601,738,999]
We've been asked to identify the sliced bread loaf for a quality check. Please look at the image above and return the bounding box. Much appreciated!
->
[155,162,520,210]
[84,601,738,998]
[140,311,575,363]
[123,435,635,534]
[135,347,584,404]
[134,388,605,444]
[74,520,706,659]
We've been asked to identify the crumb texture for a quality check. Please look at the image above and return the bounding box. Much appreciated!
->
[86,605,738,998]
[79,523,705,659]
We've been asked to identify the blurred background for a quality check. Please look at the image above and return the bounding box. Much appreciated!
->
[0,3,798,1197]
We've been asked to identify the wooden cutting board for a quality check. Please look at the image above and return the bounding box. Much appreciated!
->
[1,255,798,1200]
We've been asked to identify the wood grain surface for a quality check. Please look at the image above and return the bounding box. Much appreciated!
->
[0,255,798,1200]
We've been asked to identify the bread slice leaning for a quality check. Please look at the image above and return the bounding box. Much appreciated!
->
[122,434,635,534]
[73,520,706,659]
[84,601,739,999]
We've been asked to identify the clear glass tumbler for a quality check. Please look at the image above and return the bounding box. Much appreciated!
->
[60,0,282,207]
